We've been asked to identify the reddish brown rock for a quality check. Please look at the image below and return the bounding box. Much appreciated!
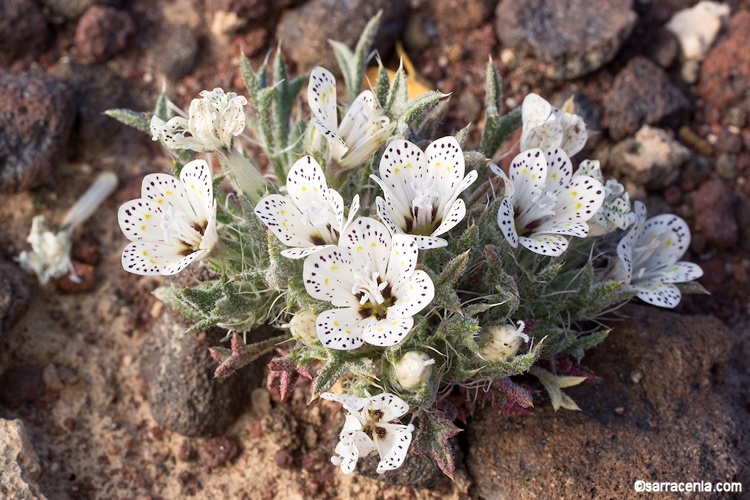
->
[466,307,745,498]
[692,178,739,249]
[57,262,96,294]
[605,56,689,141]
[75,6,134,63]
[0,366,46,409]
[198,436,240,468]
[0,70,75,192]
[0,0,49,66]
[698,11,750,111]
[427,0,494,31]
[0,260,34,336]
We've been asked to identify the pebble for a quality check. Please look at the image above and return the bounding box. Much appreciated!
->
[51,61,131,152]
[0,70,75,193]
[40,0,115,20]
[0,0,50,66]
[698,11,750,111]
[665,1,730,83]
[609,125,691,190]
[427,0,494,31]
[693,178,739,249]
[0,365,46,409]
[139,310,263,437]
[605,57,689,141]
[0,419,44,498]
[57,262,96,294]
[150,23,199,80]
[0,260,34,336]
[494,0,637,79]
[198,436,240,468]
[75,6,134,63]
[276,0,409,74]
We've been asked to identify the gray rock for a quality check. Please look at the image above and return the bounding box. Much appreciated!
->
[494,0,637,80]
[0,70,75,193]
[466,307,746,498]
[0,0,49,66]
[39,0,121,21]
[609,125,691,190]
[51,61,130,152]
[0,260,34,336]
[0,419,46,500]
[605,56,690,141]
[140,309,264,437]
[645,28,679,69]
[150,24,199,80]
[277,0,409,75]
[0,365,46,409]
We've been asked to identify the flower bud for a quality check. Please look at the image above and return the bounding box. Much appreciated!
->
[479,321,529,361]
[393,351,435,390]
[287,310,318,345]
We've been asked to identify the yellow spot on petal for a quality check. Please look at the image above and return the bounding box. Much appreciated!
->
[331,265,339,271]
[142,250,148,256]
[302,186,307,192]
[157,199,164,205]
[571,191,578,197]
[405,163,413,169]
[370,242,376,248]
[144,213,153,220]
[552,174,557,179]
[435,161,441,167]
[150,259,157,265]
[522,168,528,174]
[282,221,288,228]
[141,225,146,231]
[280,210,286,216]
[394,167,401,174]
[324,278,330,285]
[576,203,582,210]
[356,245,363,253]
[166,190,173,196]
[345,329,352,335]
[333,321,340,327]
[665,238,672,248]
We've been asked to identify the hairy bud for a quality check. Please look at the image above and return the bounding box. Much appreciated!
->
[393,351,435,390]
[287,310,318,345]
[479,321,529,361]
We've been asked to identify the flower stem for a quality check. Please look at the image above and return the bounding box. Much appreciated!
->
[221,149,267,205]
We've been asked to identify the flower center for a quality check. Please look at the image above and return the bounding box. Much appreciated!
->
[352,262,397,320]
[631,237,663,282]
[409,178,440,235]
[300,200,339,244]
[515,187,558,236]
[161,205,205,251]
[362,409,387,440]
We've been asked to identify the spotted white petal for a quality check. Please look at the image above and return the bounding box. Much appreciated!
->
[286,155,329,208]
[312,118,349,161]
[374,423,414,474]
[308,67,338,132]
[521,118,564,152]
[339,217,392,275]
[552,175,605,223]
[141,172,198,221]
[544,147,573,193]
[636,214,691,270]
[522,93,552,128]
[316,307,365,350]
[425,136,465,203]
[122,241,195,276]
[281,245,334,259]
[389,270,435,318]
[360,316,413,347]
[254,194,321,248]
[633,282,683,309]
[560,112,587,156]
[303,247,358,307]
[519,233,569,256]
[432,198,467,237]
[368,393,410,422]
[385,235,419,284]
[180,160,214,222]
[118,199,166,243]
[497,196,519,248]
[508,149,547,207]
[320,393,369,415]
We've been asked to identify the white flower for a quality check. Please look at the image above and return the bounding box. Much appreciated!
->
[118,160,217,275]
[371,137,477,249]
[393,351,435,390]
[321,392,414,474]
[494,148,605,256]
[302,217,434,350]
[308,67,395,170]
[17,172,118,284]
[521,93,587,157]
[610,201,703,308]
[574,160,636,236]
[479,321,529,361]
[254,155,359,259]
[150,88,247,153]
